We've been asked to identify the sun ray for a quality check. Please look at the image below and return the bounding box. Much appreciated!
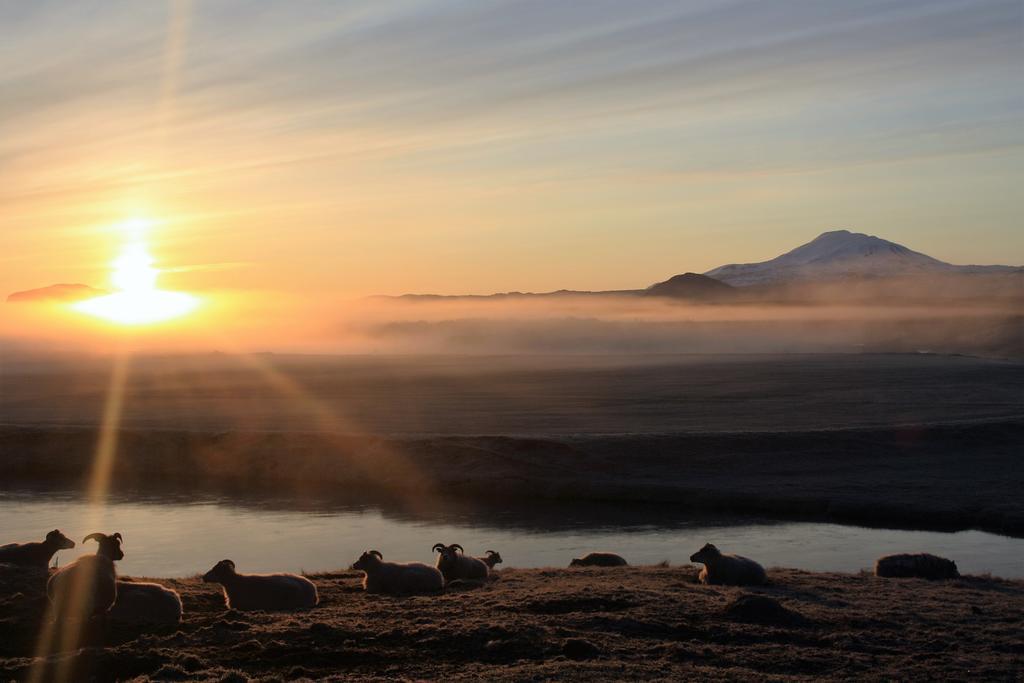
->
[27,350,131,683]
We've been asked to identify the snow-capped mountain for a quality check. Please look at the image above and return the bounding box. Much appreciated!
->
[704,230,1019,286]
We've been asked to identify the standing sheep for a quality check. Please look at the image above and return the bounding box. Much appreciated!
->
[479,550,503,570]
[47,532,124,619]
[202,560,318,611]
[109,579,183,624]
[351,550,444,595]
[433,543,489,582]
[874,553,959,580]
[689,543,767,586]
[569,552,628,567]
[0,529,75,568]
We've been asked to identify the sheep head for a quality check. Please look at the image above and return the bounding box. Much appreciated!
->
[46,529,75,550]
[203,559,237,583]
[433,543,464,562]
[689,543,720,564]
[485,550,502,566]
[352,550,383,571]
[83,532,124,560]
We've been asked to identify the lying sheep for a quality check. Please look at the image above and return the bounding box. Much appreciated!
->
[875,553,960,580]
[202,559,318,611]
[569,552,628,567]
[479,550,503,570]
[433,543,489,582]
[109,579,183,624]
[689,543,766,586]
[47,532,124,619]
[351,550,444,595]
[0,529,75,568]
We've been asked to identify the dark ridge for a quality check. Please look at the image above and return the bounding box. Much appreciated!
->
[643,273,735,300]
[2,418,1021,537]
[6,283,106,303]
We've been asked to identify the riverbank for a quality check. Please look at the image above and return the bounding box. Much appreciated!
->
[3,417,1023,537]
[2,564,1022,681]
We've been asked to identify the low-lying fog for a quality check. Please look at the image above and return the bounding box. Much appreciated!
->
[1,271,1021,357]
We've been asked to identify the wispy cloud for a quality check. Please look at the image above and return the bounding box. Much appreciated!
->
[0,0,1021,296]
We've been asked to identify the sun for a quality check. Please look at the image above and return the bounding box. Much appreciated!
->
[72,220,200,325]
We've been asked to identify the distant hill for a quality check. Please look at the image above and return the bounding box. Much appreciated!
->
[6,283,106,303]
[705,230,1020,286]
[643,272,735,300]
[375,229,1020,300]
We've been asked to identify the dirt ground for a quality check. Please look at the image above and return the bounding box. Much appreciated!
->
[2,563,1022,682]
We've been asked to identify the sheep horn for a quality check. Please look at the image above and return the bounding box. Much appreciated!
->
[82,533,105,543]
[368,550,383,560]
[451,544,464,554]
[432,543,446,553]
[486,550,497,555]
[113,532,123,542]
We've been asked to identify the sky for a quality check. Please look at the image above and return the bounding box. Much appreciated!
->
[1,0,1021,307]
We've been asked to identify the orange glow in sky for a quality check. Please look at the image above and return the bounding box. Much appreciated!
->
[71,219,200,325]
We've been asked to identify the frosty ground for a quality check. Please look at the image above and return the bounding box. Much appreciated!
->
[2,564,1022,681]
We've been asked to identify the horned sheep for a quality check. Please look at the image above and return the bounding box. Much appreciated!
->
[689,543,767,586]
[433,543,489,582]
[46,532,124,619]
[569,552,628,567]
[202,559,318,611]
[351,550,444,595]
[0,529,75,568]
[479,550,503,570]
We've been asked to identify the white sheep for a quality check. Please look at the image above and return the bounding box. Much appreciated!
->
[689,543,767,586]
[351,550,444,595]
[202,559,318,611]
[0,529,75,568]
[47,532,124,620]
[109,579,183,624]
[433,543,489,583]
[479,550,503,570]
[569,552,628,567]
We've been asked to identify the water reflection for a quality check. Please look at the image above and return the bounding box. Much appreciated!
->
[1,487,1021,579]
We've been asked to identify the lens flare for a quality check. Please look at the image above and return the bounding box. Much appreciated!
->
[72,223,199,325]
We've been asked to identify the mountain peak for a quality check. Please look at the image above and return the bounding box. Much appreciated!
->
[704,230,955,286]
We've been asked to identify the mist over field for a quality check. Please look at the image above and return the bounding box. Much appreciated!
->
[349,295,1022,358]
[5,269,1019,359]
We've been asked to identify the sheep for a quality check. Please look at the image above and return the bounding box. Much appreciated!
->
[109,579,183,624]
[433,543,489,583]
[0,529,75,568]
[569,552,628,567]
[689,543,767,586]
[874,553,960,580]
[479,550,503,570]
[351,550,444,595]
[202,559,318,611]
[46,532,124,619]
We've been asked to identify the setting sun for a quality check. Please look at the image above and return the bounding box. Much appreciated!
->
[71,221,199,325]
